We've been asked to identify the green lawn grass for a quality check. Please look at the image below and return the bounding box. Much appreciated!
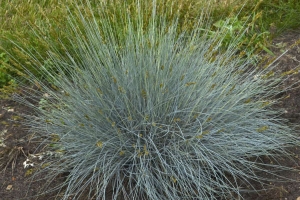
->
[0,0,299,92]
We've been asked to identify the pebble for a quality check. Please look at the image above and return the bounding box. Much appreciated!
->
[6,185,12,191]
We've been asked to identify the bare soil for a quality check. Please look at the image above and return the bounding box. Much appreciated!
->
[0,29,300,200]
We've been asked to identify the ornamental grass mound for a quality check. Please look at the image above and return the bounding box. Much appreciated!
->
[11,1,299,199]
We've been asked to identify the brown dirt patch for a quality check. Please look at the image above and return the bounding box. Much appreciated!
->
[242,28,300,200]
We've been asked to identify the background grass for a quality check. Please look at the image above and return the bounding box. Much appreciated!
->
[0,0,300,94]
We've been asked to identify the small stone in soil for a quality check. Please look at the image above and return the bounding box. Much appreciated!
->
[6,185,13,191]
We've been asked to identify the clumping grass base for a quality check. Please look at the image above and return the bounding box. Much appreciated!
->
[13,1,299,199]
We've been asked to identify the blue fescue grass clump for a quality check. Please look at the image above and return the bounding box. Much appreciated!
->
[12,1,299,199]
